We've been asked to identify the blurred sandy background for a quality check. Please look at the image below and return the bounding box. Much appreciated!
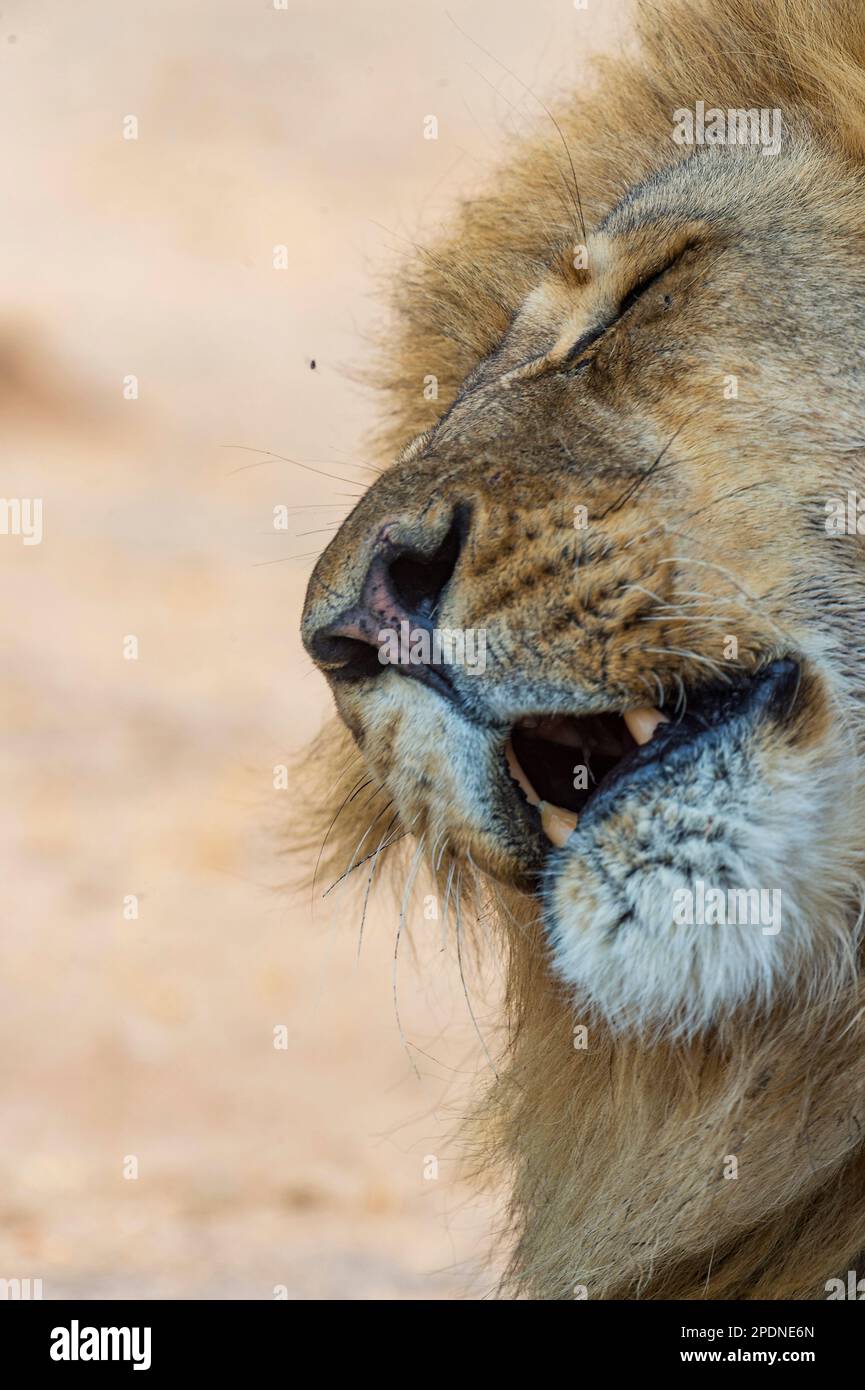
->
[0,0,625,1298]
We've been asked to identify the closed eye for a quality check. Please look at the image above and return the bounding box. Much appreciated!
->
[562,245,694,369]
[560,319,611,364]
[616,257,680,316]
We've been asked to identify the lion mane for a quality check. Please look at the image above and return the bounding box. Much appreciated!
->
[300,0,865,1299]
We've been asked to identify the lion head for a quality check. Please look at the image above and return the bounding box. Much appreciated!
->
[299,0,865,1297]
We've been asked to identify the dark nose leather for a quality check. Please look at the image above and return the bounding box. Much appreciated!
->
[306,507,467,682]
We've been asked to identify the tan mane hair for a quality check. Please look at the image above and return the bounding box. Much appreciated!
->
[301,0,865,1298]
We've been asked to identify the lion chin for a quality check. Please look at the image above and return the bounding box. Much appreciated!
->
[539,659,863,1037]
[300,0,865,1299]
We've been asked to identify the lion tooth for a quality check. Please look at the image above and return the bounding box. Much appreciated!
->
[538,801,578,848]
[506,741,578,847]
[623,706,670,746]
[505,737,541,806]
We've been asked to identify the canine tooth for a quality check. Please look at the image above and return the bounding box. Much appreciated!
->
[623,706,670,746]
[539,801,578,849]
[506,740,577,847]
[505,738,541,806]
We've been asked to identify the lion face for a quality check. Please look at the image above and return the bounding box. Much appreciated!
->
[302,141,865,1034]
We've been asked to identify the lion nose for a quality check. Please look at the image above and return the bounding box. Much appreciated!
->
[305,507,467,681]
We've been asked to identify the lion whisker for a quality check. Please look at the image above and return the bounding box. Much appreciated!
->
[454,865,500,1079]
[393,834,428,1078]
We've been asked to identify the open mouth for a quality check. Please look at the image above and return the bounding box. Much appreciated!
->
[505,659,801,849]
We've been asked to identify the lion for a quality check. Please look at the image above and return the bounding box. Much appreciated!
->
[299,0,865,1298]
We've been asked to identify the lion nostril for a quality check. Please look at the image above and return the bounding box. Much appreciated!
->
[305,504,471,681]
[386,509,466,620]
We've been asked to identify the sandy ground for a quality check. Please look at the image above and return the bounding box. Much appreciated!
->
[0,0,626,1298]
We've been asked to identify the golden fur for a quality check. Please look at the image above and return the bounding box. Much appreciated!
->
[299,0,865,1297]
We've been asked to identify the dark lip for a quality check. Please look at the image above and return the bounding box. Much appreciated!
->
[389,658,469,711]
[330,641,468,711]
[505,657,802,840]
[583,657,801,826]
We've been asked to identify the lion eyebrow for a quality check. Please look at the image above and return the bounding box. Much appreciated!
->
[399,427,435,464]
[516,243,702,379]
